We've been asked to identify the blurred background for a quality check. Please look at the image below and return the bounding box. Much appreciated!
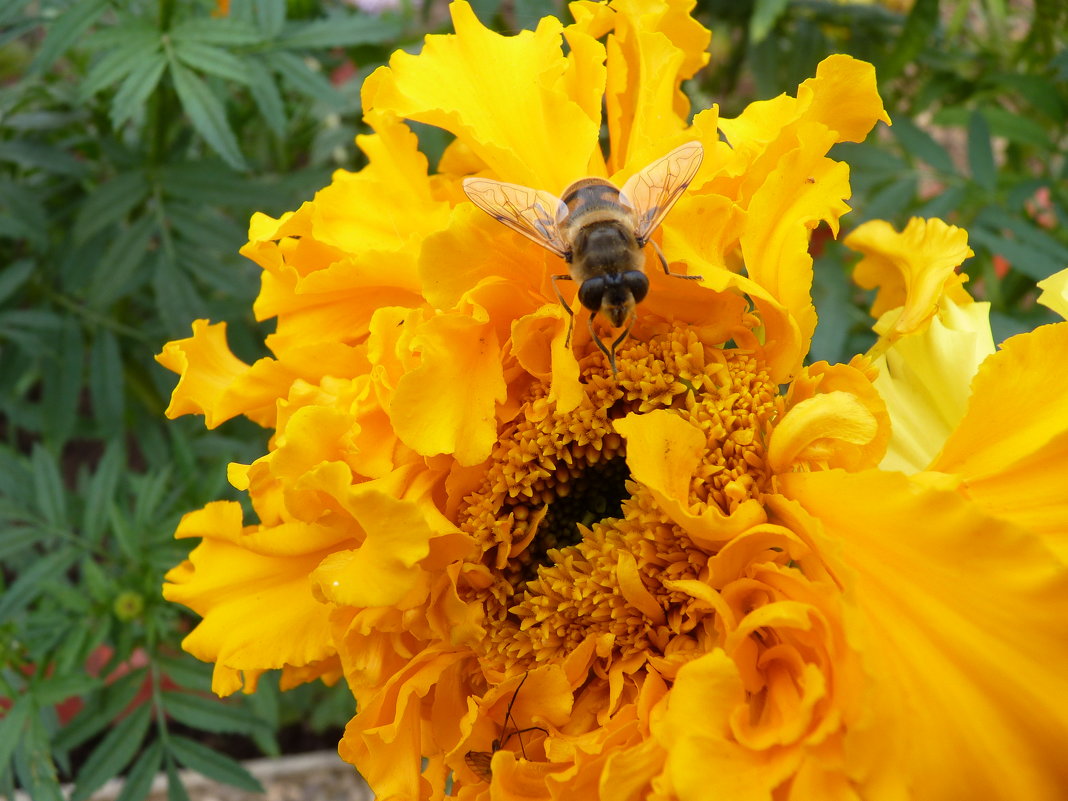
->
[1,0,1065,798]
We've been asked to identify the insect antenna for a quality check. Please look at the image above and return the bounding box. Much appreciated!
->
[463,672,548,780]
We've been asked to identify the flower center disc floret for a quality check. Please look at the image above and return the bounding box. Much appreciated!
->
[457,325,783,673]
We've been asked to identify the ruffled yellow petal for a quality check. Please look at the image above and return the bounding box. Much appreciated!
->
[162,502,344,693]
[602,0,710,172]
[155,320,264,428]
[872,298,995,472]
[780,469,1068,800]
[1037,267,1068,320]
[390,306,508,466]
[311,488,455,608]
[846,217,974,341]
[362,1,600,190]
[794,54,892,141]
[933,322,1068,555]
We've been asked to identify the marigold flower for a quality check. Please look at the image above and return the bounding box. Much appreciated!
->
[157,2,1068,799]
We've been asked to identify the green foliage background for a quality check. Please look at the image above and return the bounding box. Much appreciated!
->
[0,0,1065,797]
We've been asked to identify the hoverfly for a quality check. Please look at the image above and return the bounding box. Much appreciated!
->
[464,672,546,782]
[463,141,704,375]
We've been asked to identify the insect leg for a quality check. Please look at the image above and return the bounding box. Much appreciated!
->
[551,274,576,346]
[587,311,617,376]
[650,239,702,281]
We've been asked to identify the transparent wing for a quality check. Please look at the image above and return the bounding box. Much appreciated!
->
[464,750,493,781]
[462,177,570,258]
[619,141,704,243]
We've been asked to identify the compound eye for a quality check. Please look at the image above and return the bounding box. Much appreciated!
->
[623,271,650,304]
[578,277,606,311]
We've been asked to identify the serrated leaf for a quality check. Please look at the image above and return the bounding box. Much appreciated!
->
[73,171,149,245]
[159,161,257,205]
[70,703,152,801]
[0,140,88,176]
[969,225,1064,281]
[53,670,146,752]
[883,0,939,79]
[87,212,157,309]
[967,109,996,192]
[83,439,124,542]
[28,0,110,75]
[81,26,162,98]
[13,736,63,801]
[246,56,287,136]
[252,0,287,38]
[749,0,790,43]
[0,548,78,622]
[0,259,33,304]
[154,254,207,337]
[114,740,164,801]
[31,444,67,526]
[88,331,125,438]
[271,50,346,108]
[281,13,402,49]
[891,116,954,174]
[173,39,250,84]
[156,653,213,693]
[169,59,248,170]
[33,673,99,707]
[0,696,31,772]
[168,735,263,793]
[171,16,265,45]
[166,759,191,801]
[110,51,168,128]
[40,319,84,450]
[162,691,265,735]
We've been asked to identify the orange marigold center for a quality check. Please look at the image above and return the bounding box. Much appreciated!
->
[457,326,782,672]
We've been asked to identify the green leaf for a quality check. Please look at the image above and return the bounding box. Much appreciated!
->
[915,183,966,220]
[270,50,347,108]
[170,59,248,170]
[33,673,99,707]
[166,758,192,801]
[0,548,78,622]
[70,703,152,801]
[281,13,403,49]
[28,0,110,75]
[73,171,149,245]
[861,176,919,225]
[967,109,996,191]
[40,319,84,450]
[0,140,88,176]
[114,740,164,801]
[89,331,125,438]
[891,116,954,174]
[981,106,1051,149]
[156,653,213,693]
[168,735,264,793]
[170,17,265,46]
[0,259,33,304]
[246,56,287,136]
[0,696,31,775]
[252,0,287,38]
[173,38,251,84]
[53,670,146,752]
[749,0,790,43]
[81,25,162,98]
[13,734,63,801]
[110,51,168,128]
[969,225,1064,281]
[162,691,266,735]
[87,212,157,309]
[83,439,124,542]
[31,444,67,526]
[160,161,257,205]
[883,0,939,79]
[0,181,48,245]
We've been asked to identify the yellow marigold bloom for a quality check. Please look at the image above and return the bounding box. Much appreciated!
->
[157,2,1068,799]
